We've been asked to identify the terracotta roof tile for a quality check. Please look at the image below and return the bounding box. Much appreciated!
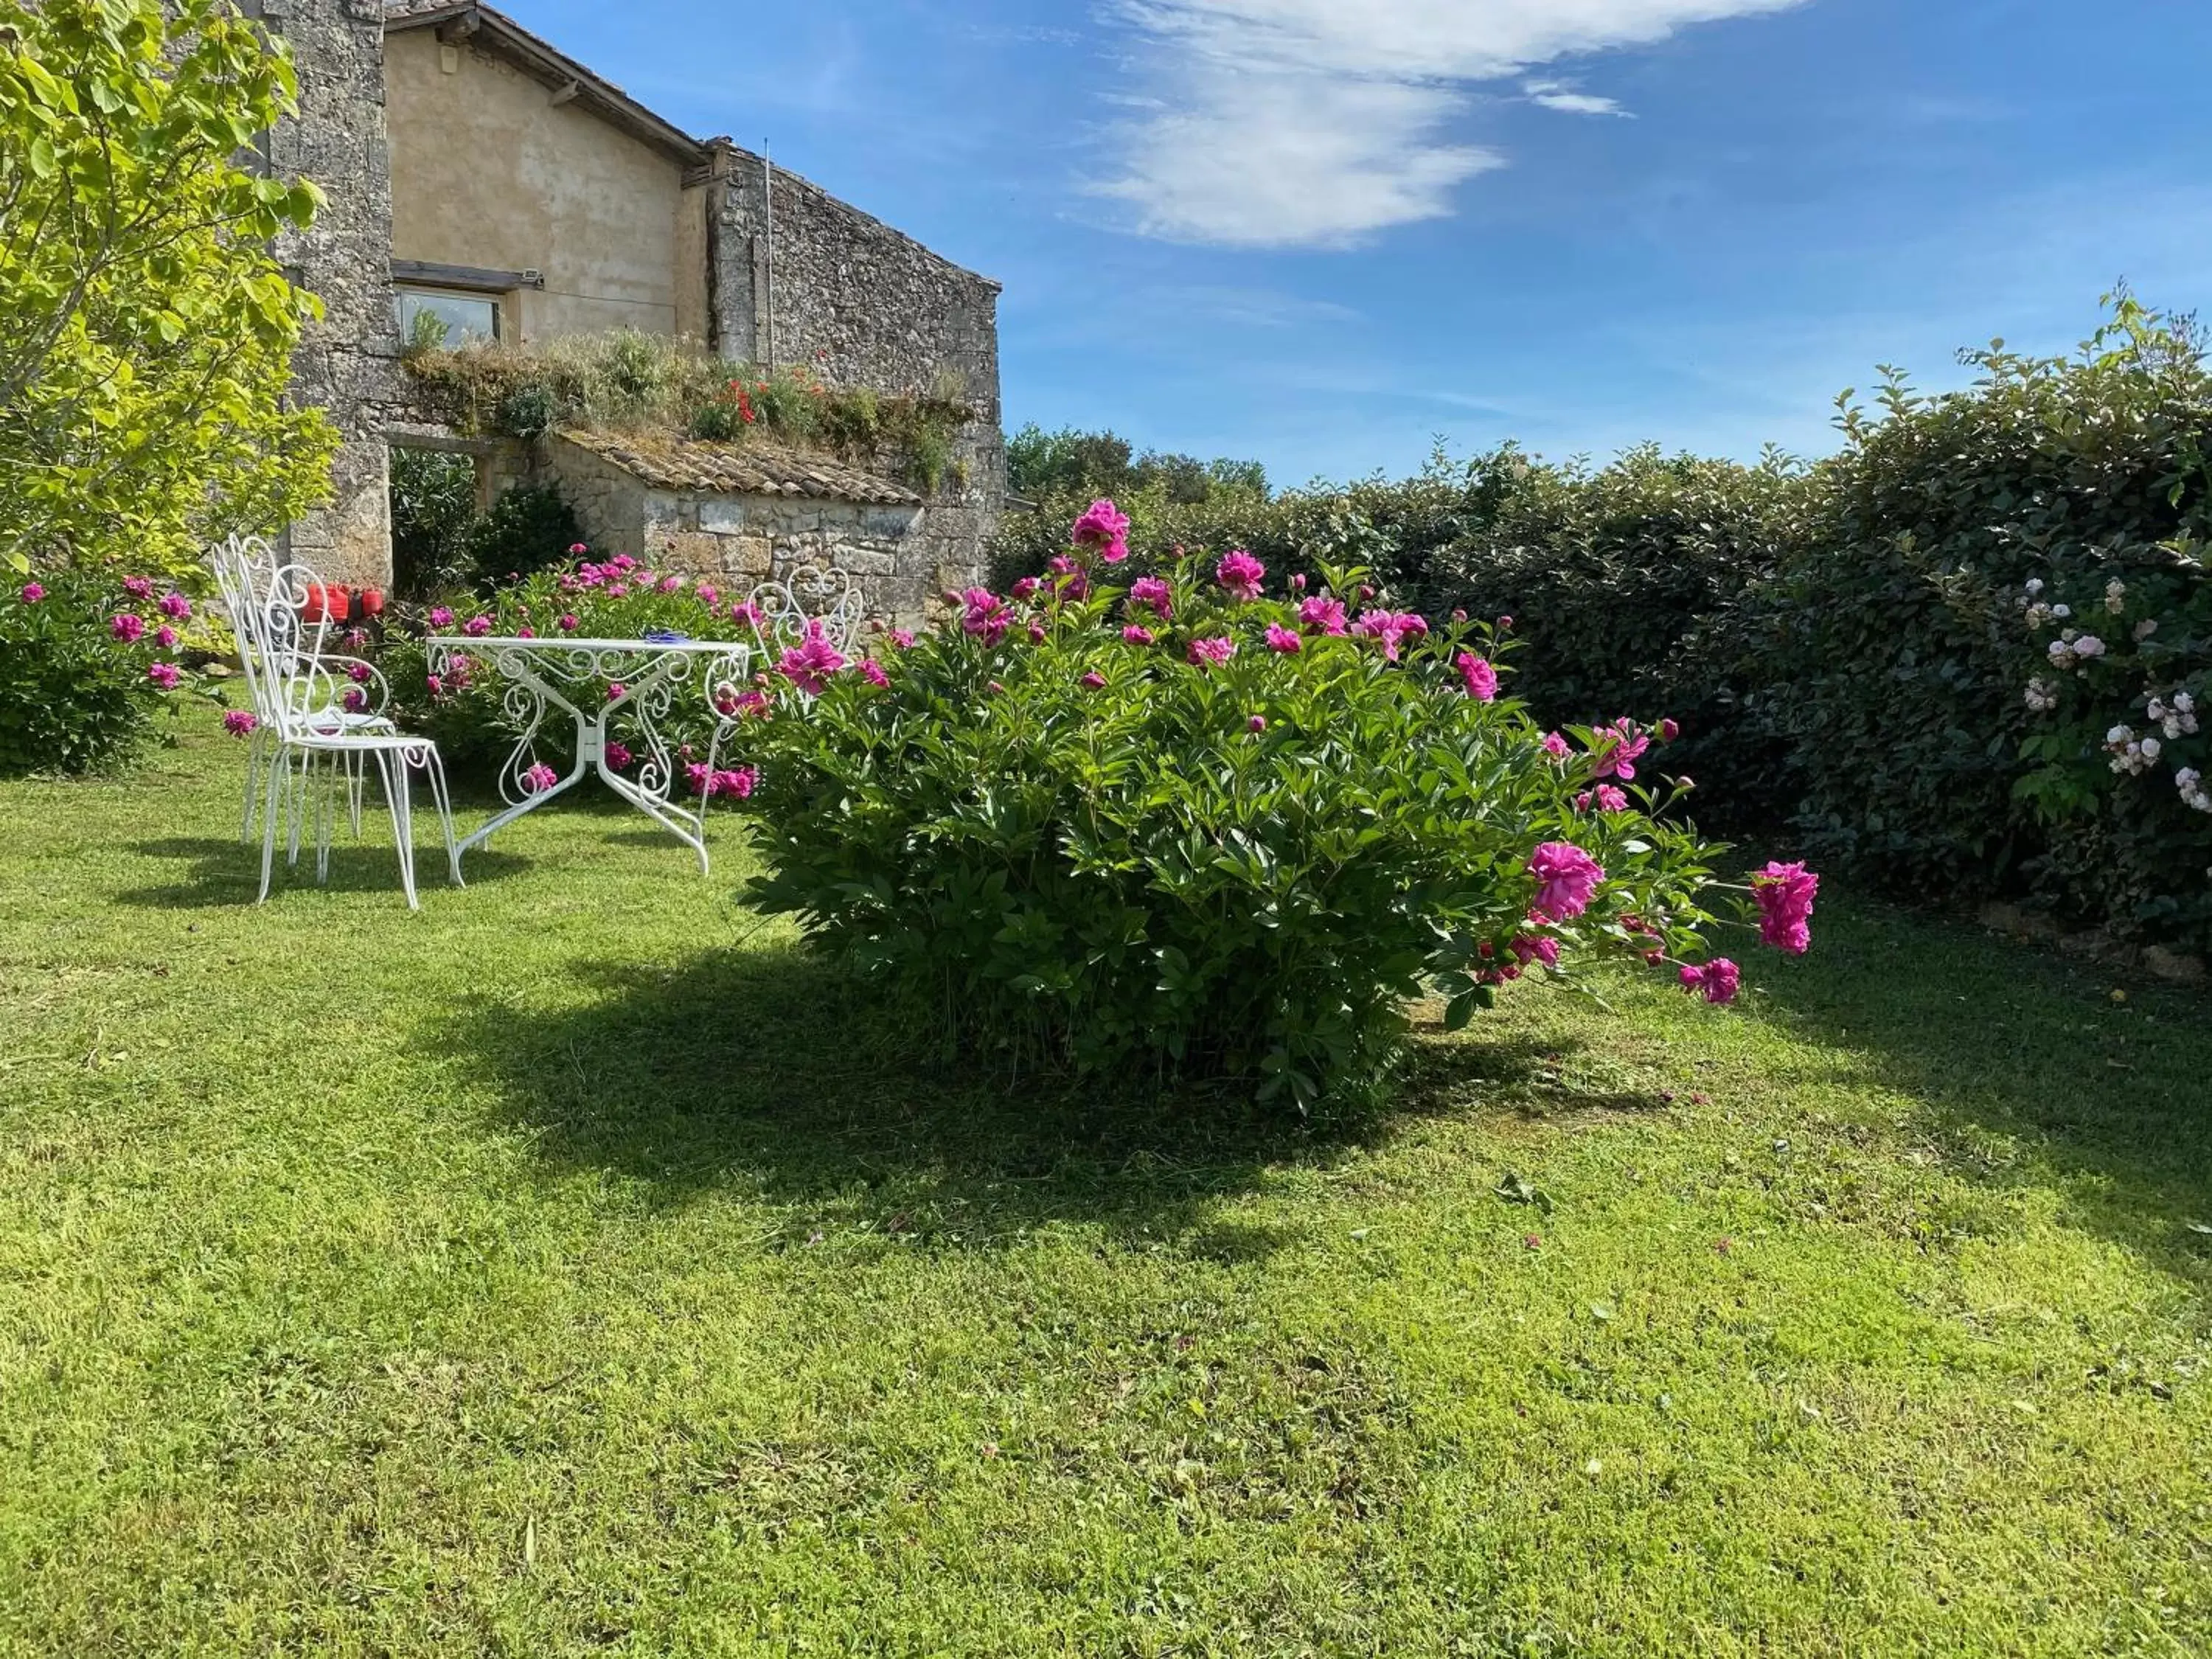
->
[557,431,923,506]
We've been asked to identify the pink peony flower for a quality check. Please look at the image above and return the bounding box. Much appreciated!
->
[1080,670,1107,689]
[1027,621,1048,643]
[731,600,767,629]
[568,543,589,555]
[18,582,44,603]
[719,766,758,799]
[1349,608,1424,662]
[1046,554,1091,600]
[158,591,192,619]
[860,658,890,688]
[961,588,1012,647]
[604,742,633,771]
[1679,959,1741,1005]
[697,584,720,608]
[426,673,446,698]
[222,709,259,737]
[1541,731,1570,759]
[1187,635,1236,669]
[1215,550,1265,602]
[607,682,627,701]
[1510,933,1560,969]
[1455,653,1498,700]
[347,661,371,683]
[1298,596,1349,636]
[1593,785,1630,812]
[1130,575,1173,619]
[1122,625,1155,646]
[1012,576,1043,601]
[341,686,367,712]
[146,661,181,689]
[121,576,153,599]
[111,613,145,643]
[1592,719,1650,781]
[428,606,454,628]
[776,619,848,695]
[154,625,178,649]
[1527,841,1604,920]
[522,762,558,794]
[608,584,630,599]
[1071,498,1131,563]
[891,628,916,650]
[1265,624,1302,655]
[1751,860,1819,955]
[660,575,684,594]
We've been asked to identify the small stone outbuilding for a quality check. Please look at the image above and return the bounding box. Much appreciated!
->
[540,433,965,627]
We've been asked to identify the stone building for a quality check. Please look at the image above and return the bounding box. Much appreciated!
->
[260,0,1004,614]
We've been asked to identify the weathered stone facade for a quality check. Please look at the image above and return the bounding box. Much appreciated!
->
[259,2,1004,594]
[708,144,1005,574]
[257,0,406,583]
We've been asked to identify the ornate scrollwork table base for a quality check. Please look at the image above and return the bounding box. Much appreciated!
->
[425,636,751,874]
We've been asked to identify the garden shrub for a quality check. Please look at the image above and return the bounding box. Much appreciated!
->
[731,508,1815,1110]
[992,445,1799,829]
[1736,295,2212,949]
[0,566,206,775]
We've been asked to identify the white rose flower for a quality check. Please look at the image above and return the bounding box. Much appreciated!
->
[2074,635,2106,658]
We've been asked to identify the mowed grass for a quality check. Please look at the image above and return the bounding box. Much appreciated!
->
[1,708,2208,1658]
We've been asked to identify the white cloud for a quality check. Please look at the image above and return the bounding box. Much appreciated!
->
[1524,78,1633,117]
[1095,0,1805,247]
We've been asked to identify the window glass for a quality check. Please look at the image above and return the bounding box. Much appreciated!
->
[396,288,500,348]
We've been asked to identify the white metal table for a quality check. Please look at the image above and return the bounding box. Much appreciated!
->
[425,634,751,873]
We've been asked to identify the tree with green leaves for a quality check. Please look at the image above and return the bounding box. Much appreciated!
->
[0,0,336,580]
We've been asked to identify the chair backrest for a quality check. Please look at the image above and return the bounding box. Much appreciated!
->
[748,566,864,660]
[209,535,344,740]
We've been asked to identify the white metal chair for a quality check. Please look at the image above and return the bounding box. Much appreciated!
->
[700,566,865,797]
[210,535,397,845]
[214,538,462,910]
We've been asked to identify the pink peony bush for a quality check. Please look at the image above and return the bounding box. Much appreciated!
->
[730,503,1812,1110]
[1,565,201,775]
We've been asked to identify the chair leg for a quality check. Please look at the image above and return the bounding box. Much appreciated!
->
[257,746,289,904]
[314,754,334,886]
[422,747,465,888]
[376,750,420,911]
[286,750,309,868]
[348,752,366,838]
[240,728,265,844]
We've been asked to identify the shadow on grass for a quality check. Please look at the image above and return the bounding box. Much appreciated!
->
[116,835,529,909]
[1753,892,2212,1283]
[436,945,1573,1249]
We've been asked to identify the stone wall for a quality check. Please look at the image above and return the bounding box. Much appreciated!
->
[259,0,403,584]
[708,145,1004,588]
[542,437,957,625]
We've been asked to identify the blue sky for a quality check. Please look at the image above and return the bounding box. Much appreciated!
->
[495,0,2212,489]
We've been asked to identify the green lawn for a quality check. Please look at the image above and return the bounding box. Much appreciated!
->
[2,708,2208,1657]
